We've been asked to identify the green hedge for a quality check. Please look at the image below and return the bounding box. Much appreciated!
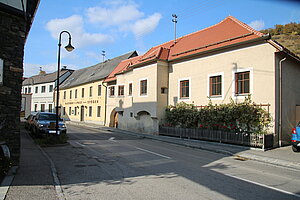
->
[164,97,271,134]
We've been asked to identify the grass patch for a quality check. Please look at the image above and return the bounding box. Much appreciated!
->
[34,134,68,147]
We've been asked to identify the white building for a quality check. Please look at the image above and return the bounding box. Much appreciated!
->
[22,69,73,115]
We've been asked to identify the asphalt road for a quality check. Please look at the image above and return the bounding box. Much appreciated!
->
[44,124,300,200]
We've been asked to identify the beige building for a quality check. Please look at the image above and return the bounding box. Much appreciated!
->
[59,52,137,125]
[105,16,300,146]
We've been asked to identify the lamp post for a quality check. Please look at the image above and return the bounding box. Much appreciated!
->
[56,31,74,135]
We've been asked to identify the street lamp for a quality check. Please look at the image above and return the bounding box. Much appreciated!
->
[56,31,74,135]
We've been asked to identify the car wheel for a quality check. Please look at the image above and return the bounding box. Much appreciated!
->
[292,145,300,152]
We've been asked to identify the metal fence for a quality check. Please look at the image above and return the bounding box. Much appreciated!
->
[159,126,273,149]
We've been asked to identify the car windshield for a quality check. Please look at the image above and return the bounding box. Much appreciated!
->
[39,114,57,120]
[298,122,300,127]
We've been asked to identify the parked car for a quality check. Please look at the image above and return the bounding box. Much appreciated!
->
[31,112,66,136]
[24,112,37,131]
[292,122,300,152]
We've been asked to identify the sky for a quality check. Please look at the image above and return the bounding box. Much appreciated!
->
[24,0,300,77]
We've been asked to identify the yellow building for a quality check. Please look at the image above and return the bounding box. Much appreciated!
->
[59,51,137,125]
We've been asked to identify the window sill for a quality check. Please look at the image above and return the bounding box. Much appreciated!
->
[235,93,250,97]
[209,95,222,99]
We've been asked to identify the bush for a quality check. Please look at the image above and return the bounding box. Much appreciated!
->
[164,96,272,134]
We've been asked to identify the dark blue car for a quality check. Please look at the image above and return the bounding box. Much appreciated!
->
[292,122,300,152]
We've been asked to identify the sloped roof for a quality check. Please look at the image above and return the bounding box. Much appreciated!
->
[105,55,141,82]
[60,51,137,89]
[105,16,266,82]
[22,69,71,86]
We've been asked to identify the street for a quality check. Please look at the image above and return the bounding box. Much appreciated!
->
[43,124,300,200]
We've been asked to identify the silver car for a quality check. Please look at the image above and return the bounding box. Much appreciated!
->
[31,112,67,135]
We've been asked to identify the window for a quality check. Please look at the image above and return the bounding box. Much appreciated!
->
[109,86,115,97]
[161,87,168,94]
[28,87,31,93]
[63,107,66,115]
[98,85,102,96]
[35,86,38,93]
[69,107,72,115]
[41,104,45,112]
[49,85,53,92]
[118,85,124,96]
[41,86,46,93]
[75,89,77,99]
[180,80,189,98]
[34,104,37,112]
[128,83,132,96]
[89,86,93,97]
[82,88,85,98]
[89,106,92,117]
[209,75,222,96]
[97,106,101,117]
[74,107,77,116]
[48,104,52,112]
[140,79,147,95]
[24,88,27,94]
[64,91,66,99]
[235,71,250,95]
[70,90,72,99]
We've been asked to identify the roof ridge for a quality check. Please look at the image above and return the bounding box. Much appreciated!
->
[227,16,264,36]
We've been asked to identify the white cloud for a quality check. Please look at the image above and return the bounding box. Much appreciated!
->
[86,4,144,26]
[131,13,162,38]
[45,15,114,48]
[248,20,265,30]
[85,0,162,38]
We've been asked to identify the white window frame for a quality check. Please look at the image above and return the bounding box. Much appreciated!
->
[139,78,148,97]
[232,67,253,99]
[178,77,191,101]
[128,81,133,96]
[207,72,224,100]
[117,84,125,97]
[108,86,115,97]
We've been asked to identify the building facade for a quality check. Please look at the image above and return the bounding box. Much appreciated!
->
[0,0,39,163]
[105,16,300,146]
[59,51,137,125]
[22,69,73,115]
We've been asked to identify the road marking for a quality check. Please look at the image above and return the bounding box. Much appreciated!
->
[225,173,300,198]
[75,141,86,147]
[108,137,116,142]
[135,147,172,159]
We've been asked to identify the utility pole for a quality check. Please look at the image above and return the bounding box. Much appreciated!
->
[172,14,178,44]
[101,50,106,62]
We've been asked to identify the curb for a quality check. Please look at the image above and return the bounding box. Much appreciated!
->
[38,146,66,200]
[0,166,18,200]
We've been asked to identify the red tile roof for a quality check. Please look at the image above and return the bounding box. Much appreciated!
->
[105,16,266,82]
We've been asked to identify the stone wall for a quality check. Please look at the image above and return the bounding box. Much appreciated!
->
[0,10,26,164]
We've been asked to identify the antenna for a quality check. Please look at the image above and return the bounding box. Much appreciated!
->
[172,14,178,44]
[101,51,106,62]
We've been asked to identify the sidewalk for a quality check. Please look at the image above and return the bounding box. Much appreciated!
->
[67,121,300,171]
[0,125,57,200]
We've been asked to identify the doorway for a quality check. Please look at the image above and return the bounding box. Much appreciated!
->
[80,106,84,121]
